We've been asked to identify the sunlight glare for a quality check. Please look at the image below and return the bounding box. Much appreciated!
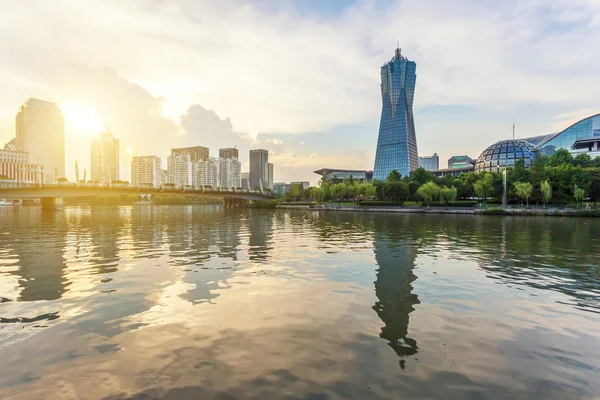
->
[62,99,102,136]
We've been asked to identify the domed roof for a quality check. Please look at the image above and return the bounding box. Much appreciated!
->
[475,139,537,173]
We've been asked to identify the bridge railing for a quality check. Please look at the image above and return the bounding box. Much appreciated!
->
[0,182,274,197]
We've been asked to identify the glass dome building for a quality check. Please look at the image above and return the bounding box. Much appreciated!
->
[475,139,537,173]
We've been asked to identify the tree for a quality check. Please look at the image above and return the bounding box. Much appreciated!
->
[289,183,302,200]
[473,173,495,202]
[322,185,331,201]
[331,183,347,203]
[384,181,409,202]
[540,180,552,207]
[439,186,458,204]
[386,169,402,183]
[346,184,358,202]
[356,183,367,197]
[417,181,440,207]
[573,153,592,168]
[311,187,325,203]
[573,184,585,206]
[411,167,434,186]
[547,149,574,167]
[588,168,600,205]
[514,181,533,207]
[57,177,68,185]
[365,184,377,199]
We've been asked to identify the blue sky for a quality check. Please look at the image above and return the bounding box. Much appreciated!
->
[0,0,598,184]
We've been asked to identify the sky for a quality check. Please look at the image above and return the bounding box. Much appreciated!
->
[0,0,599,185]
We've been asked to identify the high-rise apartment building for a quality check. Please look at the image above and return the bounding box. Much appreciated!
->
[171,146,209,162]
[167,152,192,187]
[418,153,439,171]
[192,157,219,188]
[219,158,241,189]
[219,147,239,160]
[241,172,249,190]
[268,163,274,190]
[218,147,241,189]
[91,129,120,184]
[249,149,269,190]
[131,155,162,187]
[160,169,168,186]
[373,47,418,180]
[16,98,65,183]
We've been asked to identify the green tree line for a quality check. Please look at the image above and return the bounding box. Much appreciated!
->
[302,149,600,206]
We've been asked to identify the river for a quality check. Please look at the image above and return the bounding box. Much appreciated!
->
[0,206,599,399]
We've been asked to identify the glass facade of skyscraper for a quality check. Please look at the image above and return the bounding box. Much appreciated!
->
[373,48,418,180]
[523,114,600,156]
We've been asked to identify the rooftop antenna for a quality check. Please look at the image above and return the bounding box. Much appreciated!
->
[513,123,515,140]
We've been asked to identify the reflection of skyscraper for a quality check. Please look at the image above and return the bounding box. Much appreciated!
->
[372,234,419,367]
[9,212,68,301]
[247,210,273,262]
[373,47,418,180]
[90,208,121,274]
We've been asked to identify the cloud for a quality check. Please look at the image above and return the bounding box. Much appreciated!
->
[265,139,283,146]
[551,108,599,131]
[179,104,244,151]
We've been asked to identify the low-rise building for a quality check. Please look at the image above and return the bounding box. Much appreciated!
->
[272,181,311,198]
[0,139,43,183]
[448,155,474,169]
[571,137,600,159]
[314,168,373,183]
[419,153,439,171]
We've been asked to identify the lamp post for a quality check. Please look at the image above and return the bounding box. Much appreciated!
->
[502,167,508,207]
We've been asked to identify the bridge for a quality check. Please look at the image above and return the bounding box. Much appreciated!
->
[0,183,275,209]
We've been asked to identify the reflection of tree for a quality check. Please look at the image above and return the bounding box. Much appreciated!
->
[372,234,419,367]
[9,212,68,301]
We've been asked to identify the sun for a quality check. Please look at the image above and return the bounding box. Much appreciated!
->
[61,99,102,137]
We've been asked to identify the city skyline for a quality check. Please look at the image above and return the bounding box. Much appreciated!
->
[1,1,600,185]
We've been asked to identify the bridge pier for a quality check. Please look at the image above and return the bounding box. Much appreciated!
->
[223,198,249,208]
[40,197,63,211]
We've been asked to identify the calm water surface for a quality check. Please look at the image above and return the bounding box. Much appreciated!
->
[0,206,599,399]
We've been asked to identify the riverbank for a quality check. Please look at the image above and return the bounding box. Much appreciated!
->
[275,204,600,217]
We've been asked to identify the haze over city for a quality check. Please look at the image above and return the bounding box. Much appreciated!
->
[1,0,599,185]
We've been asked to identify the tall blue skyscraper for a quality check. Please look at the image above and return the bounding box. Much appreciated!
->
[373,47,418,180]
